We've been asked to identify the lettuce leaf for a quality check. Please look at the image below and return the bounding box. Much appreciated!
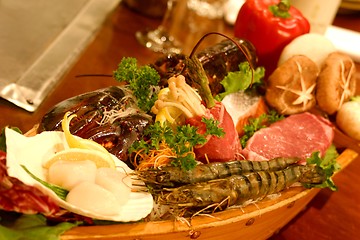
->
[304,145,341,191]
[215,62,265,101]
[0,127,21,152]
[0,213,78,240]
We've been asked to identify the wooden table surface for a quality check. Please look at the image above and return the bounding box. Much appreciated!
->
[1,3,360,240]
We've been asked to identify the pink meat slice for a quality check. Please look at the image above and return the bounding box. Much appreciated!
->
[242,112,334,164]
[187,102,242,163]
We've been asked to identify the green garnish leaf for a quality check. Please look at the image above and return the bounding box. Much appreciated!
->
[304,145,340,191]
[215,62,265,101]
[21,165,69,200]
[266,109,286,124]
[0,213,78,240]
[201,117,225,137]
[0,127,22,152]
[113,57,160,112]
[130,117,224,171]
[351,95,360,102]
[240,110,284,148]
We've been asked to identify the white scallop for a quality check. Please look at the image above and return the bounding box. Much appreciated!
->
[66,181,121,216]
[95,167,132,205]
[48,160,97,190]
[5,127,154,222]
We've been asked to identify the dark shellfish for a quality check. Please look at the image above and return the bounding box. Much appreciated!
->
[151,38,257,95]
[39,86,152,168]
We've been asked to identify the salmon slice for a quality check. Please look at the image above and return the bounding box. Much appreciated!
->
[222,91,268,136]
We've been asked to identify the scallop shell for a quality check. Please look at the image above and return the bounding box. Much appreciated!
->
[5,127,153,222]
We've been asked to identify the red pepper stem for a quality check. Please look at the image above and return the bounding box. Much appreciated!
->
[269,0,291,18]
[278,0,290,11]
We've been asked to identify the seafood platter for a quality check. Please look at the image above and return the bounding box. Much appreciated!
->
[1,3,360,240]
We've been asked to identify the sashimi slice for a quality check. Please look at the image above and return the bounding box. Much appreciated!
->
[242,112,334,164]
[186,102,242,163]
[222,91,268,136]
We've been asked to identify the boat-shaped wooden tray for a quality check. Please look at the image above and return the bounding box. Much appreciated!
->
[62,153,357,239]
[25,127,358,240]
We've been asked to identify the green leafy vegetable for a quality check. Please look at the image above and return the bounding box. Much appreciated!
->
[201,117,225,137]
[0,213,78,240]
[130,118,224,171]
[113,57,160,112]
[351,95,360,102]
[240,110,284,148]
[21,165,69,200]
[0,127,22,152]
[304,145,340,191]
[215,62,265,101]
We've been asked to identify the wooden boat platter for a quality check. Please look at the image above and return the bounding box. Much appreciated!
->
[58,149,357,240]
[22,125,359,240]
[21,117,359,240]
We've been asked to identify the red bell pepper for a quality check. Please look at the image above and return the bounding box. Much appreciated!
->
[234,0,310,78]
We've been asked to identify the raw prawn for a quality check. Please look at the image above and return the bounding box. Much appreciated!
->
[156,164,325,209]
[136,157,301,187]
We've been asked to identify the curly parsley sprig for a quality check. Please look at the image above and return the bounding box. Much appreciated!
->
[113,57,160,112]
[130,118,224,171]
[240,110,284,148]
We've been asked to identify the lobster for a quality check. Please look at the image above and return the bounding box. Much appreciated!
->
[39,37,257,169]
[38,86,152,168]
[152,38,257,95]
